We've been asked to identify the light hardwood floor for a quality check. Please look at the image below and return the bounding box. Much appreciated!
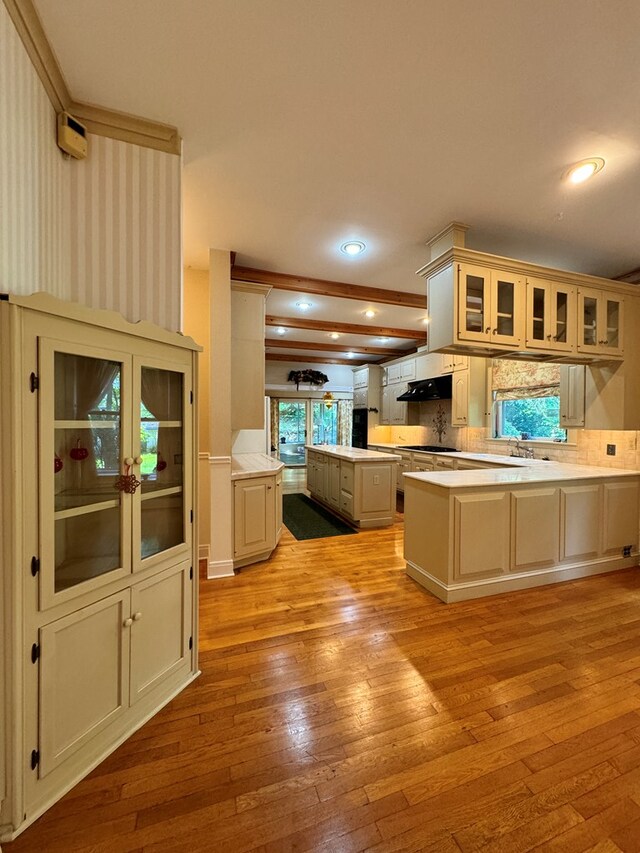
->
[6,493,640,852]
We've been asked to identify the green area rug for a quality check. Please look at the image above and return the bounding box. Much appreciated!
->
[282,494,357,541]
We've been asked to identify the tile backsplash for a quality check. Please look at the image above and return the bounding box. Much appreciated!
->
[369,402,640,470]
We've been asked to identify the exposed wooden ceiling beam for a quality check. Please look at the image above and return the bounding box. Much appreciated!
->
[265,338,409,357]
[266,315,425,341]
[266,353,368,366]
[233,265,426,309]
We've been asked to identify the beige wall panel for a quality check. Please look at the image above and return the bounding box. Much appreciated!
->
[183,269,210,453]
[602,481,639,554]
[560,484,601,561]
[511,488,560,571]
[359,465,393,513]
[67,135,182,331]
[453,491,509,579]
[403,485,450,584]
[0,3,70,299]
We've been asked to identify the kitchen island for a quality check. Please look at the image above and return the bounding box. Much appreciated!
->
[404,461,640,602]
[306,445,401,528]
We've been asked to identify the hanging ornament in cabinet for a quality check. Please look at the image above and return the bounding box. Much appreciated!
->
[114,463,141,494]
[69,438,89,461]
[54,453,63,473]
[155,453,167,472]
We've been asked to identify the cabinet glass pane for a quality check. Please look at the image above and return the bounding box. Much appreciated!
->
[140,368,184,558]
[582,296,597,346]
[55,508,121,592]
[53,353,122,592]
[495,279,515,337]
[606,299,620,348]
[531,287,545,342]
[555,291,568,343]
[464,274,485,332]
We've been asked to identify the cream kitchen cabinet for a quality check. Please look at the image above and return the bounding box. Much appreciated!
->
[233,475,276,564]
[457,263,525,349]
[577,287,623,358]
[0,293,199,843]
[560,364,586,428]
[441,353,469,373]
[451,358,488,428]
[386,359,416,383]
[307,446,399,527]
[525,278,576,354]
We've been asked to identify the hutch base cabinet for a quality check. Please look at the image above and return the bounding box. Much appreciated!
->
[0,294,200,842]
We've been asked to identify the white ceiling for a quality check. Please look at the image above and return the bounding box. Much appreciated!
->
[35,0,640,295]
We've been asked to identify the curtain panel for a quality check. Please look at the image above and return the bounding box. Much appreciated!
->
[492,359,560,401]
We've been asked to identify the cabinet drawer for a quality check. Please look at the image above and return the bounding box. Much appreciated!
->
[341,462,354,495]
[340,490,354,518]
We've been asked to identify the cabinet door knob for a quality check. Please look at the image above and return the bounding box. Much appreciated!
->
[124,617,133,627]
[485,326,491,334]
[492,328,498,335]
[267,485,272,490]
[547,334,552,341]
[124,457,134,466]
[133,611,142,621]
[134,456,143,465]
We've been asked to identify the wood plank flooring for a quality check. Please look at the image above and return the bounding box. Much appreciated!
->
[6,496,640,852]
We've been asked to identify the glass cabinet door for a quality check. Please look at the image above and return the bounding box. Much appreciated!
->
[134,362,190,566]
[457,264,491,343]
[578,288,623,355]
[40,341,131,607]
[490,272,524,347]
[526,280,550,349]
[551,284,576,351]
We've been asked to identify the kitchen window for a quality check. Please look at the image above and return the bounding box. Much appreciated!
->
[492,360,567,442]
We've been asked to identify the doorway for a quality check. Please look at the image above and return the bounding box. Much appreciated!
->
[277,401,307,465]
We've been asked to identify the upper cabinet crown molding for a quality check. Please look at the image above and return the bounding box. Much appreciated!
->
[3,0,181,154]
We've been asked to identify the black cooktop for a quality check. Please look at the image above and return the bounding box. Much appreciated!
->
[401,445,460,453]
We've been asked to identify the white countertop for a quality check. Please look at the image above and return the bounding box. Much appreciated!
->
[404,460,640,489]
[306,444,401,462]
[231,453,285,480]
[368,443,548,467]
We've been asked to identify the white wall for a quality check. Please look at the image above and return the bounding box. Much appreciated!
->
[265,359,355,394]
[0,4,183,330]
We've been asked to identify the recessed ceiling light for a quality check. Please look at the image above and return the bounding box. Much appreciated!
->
[422,316,430,325]
[340,241,366,256]
[275,327,286,335]
[296,301,312,311]
[364,309,376,319]
[378,337,389,343]
[565,157,605,184]
[329,332,340,340]
[346,352,355,358]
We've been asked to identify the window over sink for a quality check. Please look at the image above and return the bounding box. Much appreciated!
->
[491,359,567,442]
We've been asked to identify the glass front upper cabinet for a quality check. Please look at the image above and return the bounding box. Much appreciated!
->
[457,264,524,348]
[135,363,189,566]
[577,288,624,357]
[40,342,132,607]
[525,279,576,352]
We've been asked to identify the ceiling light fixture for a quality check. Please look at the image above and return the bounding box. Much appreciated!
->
[296,301,312,311]
[422,316,430,325]
[364,309,376,319]
[340,240,366,256]
[275,327,286,335]
[565,157,605,185]
[378,337,389,343]
[329,332,340,340]
[346,352,355,359]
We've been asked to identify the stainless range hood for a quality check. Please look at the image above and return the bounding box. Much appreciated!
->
[396,374,452,402]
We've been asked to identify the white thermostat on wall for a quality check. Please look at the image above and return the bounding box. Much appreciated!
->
[57,112,88,159]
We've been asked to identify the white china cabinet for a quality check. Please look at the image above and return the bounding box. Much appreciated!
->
[0,294,200,842]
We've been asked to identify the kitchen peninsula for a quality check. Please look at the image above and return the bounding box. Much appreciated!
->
[306,445,400,528]
[403,457,640,602]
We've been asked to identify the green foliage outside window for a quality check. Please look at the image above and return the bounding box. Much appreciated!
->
[496,396,566,441]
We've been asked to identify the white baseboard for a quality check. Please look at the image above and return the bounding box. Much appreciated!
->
[406,555,638,603]
[207,559,235,579]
